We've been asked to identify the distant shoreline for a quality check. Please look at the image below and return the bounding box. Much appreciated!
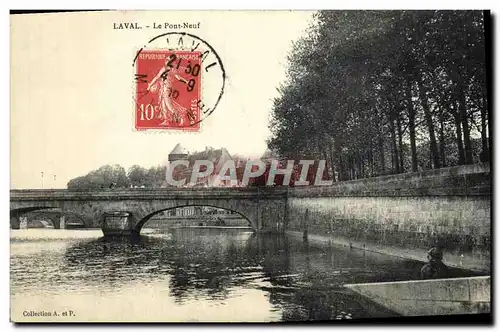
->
[148,226,253,230]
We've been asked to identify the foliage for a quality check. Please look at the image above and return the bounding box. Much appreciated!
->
[269,10,489,181]
[67,164,166,189]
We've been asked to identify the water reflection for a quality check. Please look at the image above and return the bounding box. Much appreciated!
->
[10,228,480,321]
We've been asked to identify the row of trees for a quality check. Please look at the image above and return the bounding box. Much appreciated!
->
[269,10,490,181]
[67,160,326,189]
[67,164,166,189]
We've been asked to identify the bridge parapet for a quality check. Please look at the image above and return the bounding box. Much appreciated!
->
[10,187,288,201]
[288,163,491,197]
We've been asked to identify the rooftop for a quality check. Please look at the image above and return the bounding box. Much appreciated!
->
[169,143,188,155]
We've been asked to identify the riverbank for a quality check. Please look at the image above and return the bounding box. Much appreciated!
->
[344,276,490,317]
[171,226,253,230]
[286,231,489,273]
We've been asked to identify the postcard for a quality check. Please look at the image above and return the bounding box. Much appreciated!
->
[10,10,491,323]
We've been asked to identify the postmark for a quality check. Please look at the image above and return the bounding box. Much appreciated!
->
[133,32,226,131]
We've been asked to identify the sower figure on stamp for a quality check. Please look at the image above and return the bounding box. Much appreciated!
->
[147,63,190,126]
[421,247,449,279]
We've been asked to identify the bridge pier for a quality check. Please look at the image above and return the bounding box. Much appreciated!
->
[101,212,137,236]
[10,216,20,229]
[59,215,66,229]
[19,216,28,229]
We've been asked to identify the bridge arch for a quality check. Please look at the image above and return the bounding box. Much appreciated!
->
[10,207,58,229]
[28,212,58,227]
[10,206,58,217]
[10,207,89,229]
[29,211,86,229]
[61,213,86,228]
[134,204,255,234]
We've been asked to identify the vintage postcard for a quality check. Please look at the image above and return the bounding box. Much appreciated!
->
[10,10,491,323]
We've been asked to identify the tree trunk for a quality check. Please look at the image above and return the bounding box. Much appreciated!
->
[439,111,446,168]
[487,94,492,164]
[328,143,336,182]
[349,156,355,180]
[406,79,418,172]
[429,147,433,169]
[389,119,400,173]
[453,108,466,165]
[355,154,360,179]
[390,148,395,174]
[378,131,386,175]
[480,96,489,162]
[359,152,365,178]
[338,153,346,181]
[416,78,440,169]
[353,154,358,179]
[348,155,351,180]
[396,113,405,173]
[352,155,356,180]
[369,141,374,177]
[322,149,330,181]
[458,88,473,164]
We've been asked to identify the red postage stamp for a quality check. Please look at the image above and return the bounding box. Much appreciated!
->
[135,50,202,131]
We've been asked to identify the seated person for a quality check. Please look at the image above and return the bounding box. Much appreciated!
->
[421,247,448,279]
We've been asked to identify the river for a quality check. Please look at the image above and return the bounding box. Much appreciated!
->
[10,228,476,322]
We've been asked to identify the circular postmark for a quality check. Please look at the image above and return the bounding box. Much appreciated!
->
[133,32,226,131]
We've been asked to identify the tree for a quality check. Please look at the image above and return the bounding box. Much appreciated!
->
[269,10,488,181]
[145,165,166,188]
[67,164,130,189]
[127,165,147,187]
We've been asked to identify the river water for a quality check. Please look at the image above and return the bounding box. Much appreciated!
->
[10,228,474,322]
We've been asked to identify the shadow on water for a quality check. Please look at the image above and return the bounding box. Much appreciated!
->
[57,229,483,321]
[62,229,289,300]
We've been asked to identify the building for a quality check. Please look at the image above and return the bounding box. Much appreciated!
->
[168,143,188,163]
[153,206,234,218]
[166,144,240,187]
[261,147,280,162]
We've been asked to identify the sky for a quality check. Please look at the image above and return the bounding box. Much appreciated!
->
[10,11,314,189]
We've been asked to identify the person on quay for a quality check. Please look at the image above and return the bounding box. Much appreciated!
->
[420,247,449,279]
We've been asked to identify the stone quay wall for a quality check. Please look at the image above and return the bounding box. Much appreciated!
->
[286,163,491,272]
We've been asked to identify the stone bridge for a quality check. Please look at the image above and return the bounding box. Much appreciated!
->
[9,164,491,271]
[10,187,288,235]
